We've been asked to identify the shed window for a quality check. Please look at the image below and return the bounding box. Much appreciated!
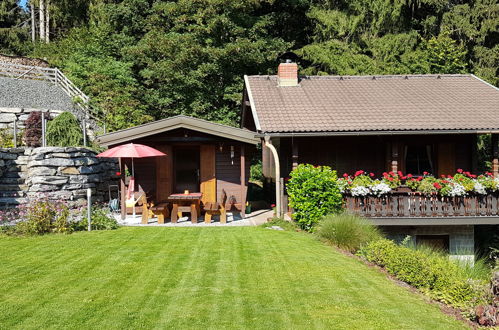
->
[405,145,433,176]
[416,235,449,253]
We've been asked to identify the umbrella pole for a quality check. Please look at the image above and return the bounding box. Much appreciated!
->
[132,158,135,219]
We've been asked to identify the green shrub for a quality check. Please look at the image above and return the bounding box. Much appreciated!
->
[287,164,343,230]
[316,213,382,252]
[72,206,119,231]
[358,239,490,308]
[250,160,263,183]
[46,112,83,147]
[16,199,71,235]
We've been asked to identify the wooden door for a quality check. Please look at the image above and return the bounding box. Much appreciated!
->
[437,143,455,176]
[156,145,173,202]
[200,145,216,205]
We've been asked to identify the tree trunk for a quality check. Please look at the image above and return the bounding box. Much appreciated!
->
[30,1,36,42]
[45,0,50,42]
[39,0,45,42]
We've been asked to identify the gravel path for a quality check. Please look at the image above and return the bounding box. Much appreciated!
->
[0,77,74,110]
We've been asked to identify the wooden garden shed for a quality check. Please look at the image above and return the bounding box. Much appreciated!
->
[97,115,258,219]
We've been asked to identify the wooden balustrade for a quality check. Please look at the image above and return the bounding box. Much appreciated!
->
[344,190,499,218]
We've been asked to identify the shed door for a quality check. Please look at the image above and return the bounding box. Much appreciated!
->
[156,145,172,202]
[200,145,216,205]
[437,143,455,176]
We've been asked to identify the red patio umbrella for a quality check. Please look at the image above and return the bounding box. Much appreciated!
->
[97,143,166,196]
[97,143,166,218]
[97,143,166,177]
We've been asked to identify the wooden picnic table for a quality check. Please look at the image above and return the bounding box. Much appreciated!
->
[168,192,202,223]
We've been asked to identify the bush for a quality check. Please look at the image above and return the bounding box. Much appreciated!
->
[71,206,119,231]
[287,164,343,230]
[316,213,382,252]
[46,112,84,147]
[16,199,72,235]
[23,111,44,147]
[358,239,491,308]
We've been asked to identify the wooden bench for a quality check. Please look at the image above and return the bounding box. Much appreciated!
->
[204,190,227,224]
[140,195,170,224]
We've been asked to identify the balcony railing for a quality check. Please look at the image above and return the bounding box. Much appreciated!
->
[344,189,499,218]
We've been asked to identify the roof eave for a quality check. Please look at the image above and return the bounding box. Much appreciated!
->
[97,115,259,146]
[243,75,261,131]
[256,129,499,138]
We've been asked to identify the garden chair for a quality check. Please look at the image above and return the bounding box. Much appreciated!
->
[204,190,227,224]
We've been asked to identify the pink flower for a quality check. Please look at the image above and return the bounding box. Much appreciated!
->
[423,171,428,175]
[406,174,413,178]
[343,173,349,178]
[457,168,463,173]
[433,182,442,189]
[369,172,374,177]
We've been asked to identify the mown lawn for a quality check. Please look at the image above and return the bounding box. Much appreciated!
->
[0,227,466,329]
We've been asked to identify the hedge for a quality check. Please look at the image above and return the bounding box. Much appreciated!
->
[358,239,490,309]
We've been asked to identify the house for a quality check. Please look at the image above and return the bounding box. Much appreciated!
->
[97,115,258,220]
[241,61,499,260]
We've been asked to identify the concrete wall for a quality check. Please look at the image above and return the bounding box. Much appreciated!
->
[0,147,118,208]
[381,225,475,262]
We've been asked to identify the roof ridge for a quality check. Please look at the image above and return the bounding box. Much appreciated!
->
[247,74,472,80]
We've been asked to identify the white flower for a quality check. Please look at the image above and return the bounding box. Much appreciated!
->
[448,183,466,197]
[473,181,486,195]
[370,182,391,197]
[494,178,499,192]
[351,186,370,196]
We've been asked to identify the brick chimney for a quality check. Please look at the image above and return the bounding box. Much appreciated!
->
[277,60,298,87]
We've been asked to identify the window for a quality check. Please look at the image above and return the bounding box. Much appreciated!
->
[416,235,450,253]
[405,145,433,175]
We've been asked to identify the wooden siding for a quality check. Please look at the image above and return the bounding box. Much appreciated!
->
[216,145,251,211]
[277,134,475,178]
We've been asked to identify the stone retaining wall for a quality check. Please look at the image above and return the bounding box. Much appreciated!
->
[0,107,66,129]
[0,147,118,208]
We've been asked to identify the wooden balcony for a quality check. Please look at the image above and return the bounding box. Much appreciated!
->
[344,188,499,225]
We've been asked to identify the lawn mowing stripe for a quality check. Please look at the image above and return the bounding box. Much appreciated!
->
[4,230,143,329]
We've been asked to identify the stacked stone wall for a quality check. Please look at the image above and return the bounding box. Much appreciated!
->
[0,147,118,208]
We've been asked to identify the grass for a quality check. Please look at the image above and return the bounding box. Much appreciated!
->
[316,213,382,252]
[0,227,467,329]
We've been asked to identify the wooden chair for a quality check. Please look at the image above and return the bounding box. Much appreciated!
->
[140,195,170,224]
[204,190,227,224]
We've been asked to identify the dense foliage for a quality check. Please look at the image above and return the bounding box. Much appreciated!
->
[358,239,491,309]
[22,111,43,147]
[287,164,343,230]
[46,112,83,147]
[317,213,382,252]
[1,0,497,130]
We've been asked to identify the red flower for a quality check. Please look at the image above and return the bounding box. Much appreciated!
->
[423,171,428,175]
[442,180,449,184]
[441,175,446,178]
[401,176,406,180]
[397,171,403,177]
[417,177,423,181]
[355,170,364,177]
[369,172,375,177]
[388,177,394,181]
[343,173,349,178]
[447,175,452,179]
[433,182,442,189]
[389,171,395,176]
[470,174,477,178]
[457,168,463,173]
[271,204,276,208]
[406,174,413,178]
[486,172,493,176]
[116,171,121,176]
[347,181,352,184]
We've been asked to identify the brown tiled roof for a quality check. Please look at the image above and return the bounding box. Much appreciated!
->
[245,74,499,134]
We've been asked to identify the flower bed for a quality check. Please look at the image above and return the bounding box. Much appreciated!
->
[338,169,499,197]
